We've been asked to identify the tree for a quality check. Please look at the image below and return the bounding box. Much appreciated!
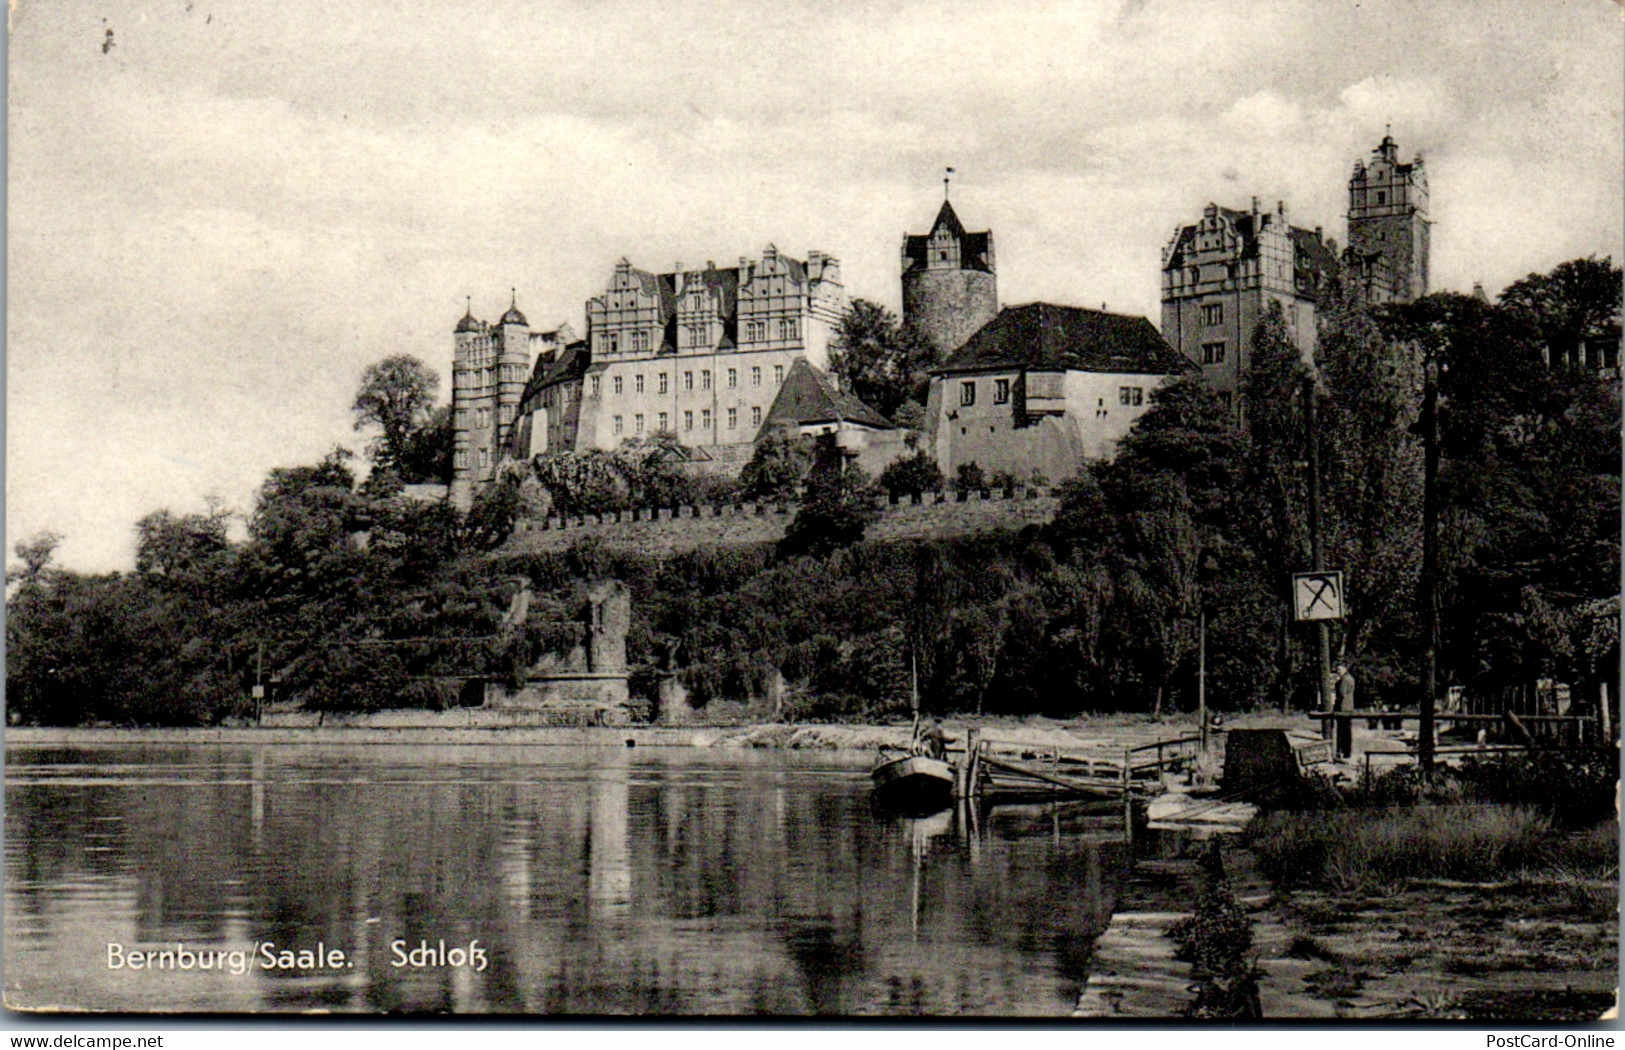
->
[135,507,231,581]
[1499,256,1623,370]
[352,355,440,473]
[876,449,943,500]
[778,439,878,559]
[394,405,453,484]
[8,531,62,590]
[740,428,813,501]
[829,299,933,419]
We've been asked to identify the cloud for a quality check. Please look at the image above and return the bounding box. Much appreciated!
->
[7,0,1622,572]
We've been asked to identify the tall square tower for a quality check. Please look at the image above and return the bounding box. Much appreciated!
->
[1347,132,1430,302]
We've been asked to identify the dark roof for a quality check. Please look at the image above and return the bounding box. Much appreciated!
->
[455,310,481,333]
[903,200,994,274]
[938,303,1193,376]
[521,340,590,408]
[1290,226,1339,276]
[761,359,894,431]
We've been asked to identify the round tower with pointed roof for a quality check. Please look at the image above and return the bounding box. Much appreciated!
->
[495,289,531,456]
[902,189,998,364]
[450,297,484,511]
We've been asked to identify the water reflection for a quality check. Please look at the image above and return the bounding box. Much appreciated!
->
[5,744,1122,1015]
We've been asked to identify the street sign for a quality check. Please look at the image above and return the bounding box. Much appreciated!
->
[1292,571,1345,621]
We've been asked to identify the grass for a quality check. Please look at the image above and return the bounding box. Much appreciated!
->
[1249,804,1576,892]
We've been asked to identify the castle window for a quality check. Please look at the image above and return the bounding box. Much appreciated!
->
[658,373,669,394]
[702,409,712,429]
[994,379,1010,404]
[752,366,762,386]
[684,371,694,391]
[779,317,799,340]
[590,376,601,398]
[960,381,976,407]
[774,365,784,385]
[746,321,764,342]
[1202,303,1224,326]
[1120,387,1133,406]
[606,333,619,353]
[658,412,668,432]
[1376,191,1386,205]
[479,448,489,467]
[1202,341,1226,364]
[613,375,623,396]
[752,406,762,427]
[635,414,644,434]
[727,407,738,429]
[636,374,645,394]
[455,449,468,469]
[614,415,623,435]
[684,410,694,431]
[702,370,712,391]
[728,368,738,389]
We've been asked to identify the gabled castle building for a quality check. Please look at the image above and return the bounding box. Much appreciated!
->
[450,247,846,508]
[1159,132,1430,397]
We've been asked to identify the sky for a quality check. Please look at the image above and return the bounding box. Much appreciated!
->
[8,0,1623,573]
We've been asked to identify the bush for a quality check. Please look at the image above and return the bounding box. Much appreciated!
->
[1169,840,1260,1019]
[953,462,987,494]
[877,451,943,500]
[1249,804,1554,890]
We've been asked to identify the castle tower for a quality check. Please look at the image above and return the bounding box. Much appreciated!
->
[902,189,997,363]
[495,291,531,456]
[449,301,483,511]
[1347,131,1430,302]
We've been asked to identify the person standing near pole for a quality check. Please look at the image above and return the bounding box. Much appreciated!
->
[1335,663,1356,758]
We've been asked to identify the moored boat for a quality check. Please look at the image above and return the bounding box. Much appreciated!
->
[871,749,955,812]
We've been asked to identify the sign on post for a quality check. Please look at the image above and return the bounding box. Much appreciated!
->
[1292,571,1344,621]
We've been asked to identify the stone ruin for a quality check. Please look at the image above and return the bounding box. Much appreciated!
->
[479,579,633,725]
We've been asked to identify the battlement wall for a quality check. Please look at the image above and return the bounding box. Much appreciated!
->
[503,488,1063,556]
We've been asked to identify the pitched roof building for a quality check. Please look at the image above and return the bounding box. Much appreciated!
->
[925,302,1194,484]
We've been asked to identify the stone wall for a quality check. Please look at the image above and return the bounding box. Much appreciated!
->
[502,488,1062,555]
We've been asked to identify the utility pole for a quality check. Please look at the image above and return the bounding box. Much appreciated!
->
[1304,377,1334,736]
[1419,358,1440,774]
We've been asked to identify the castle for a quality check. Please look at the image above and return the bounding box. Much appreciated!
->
[451,249,846,509]
[1159,133,1430,397]
[450,131,1431,506]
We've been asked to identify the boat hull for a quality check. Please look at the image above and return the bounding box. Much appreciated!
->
[871,755,955,812]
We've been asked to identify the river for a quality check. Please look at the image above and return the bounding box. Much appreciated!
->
[4,742,1124,1015]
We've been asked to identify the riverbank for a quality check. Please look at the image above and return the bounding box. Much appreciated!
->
[6,711,1273,753]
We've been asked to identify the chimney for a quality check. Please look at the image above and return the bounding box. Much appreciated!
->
[1278,200,1286,217]
[1251,196,1260,213]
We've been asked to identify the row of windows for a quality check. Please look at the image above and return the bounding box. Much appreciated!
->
[611,406,763,435]
[1202,341,1227,364]
[958,378,1012,407]
[453,448,493,470]
[1119,387,1144,406]
[455,405,515,428]
[1202,302,1224,326]
[591,365,785,398]
[601,318,800,352]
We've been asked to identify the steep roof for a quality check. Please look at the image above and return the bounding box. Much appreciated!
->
[937,302,1193,376]
[761,359,894,431]
[903,200,994,274]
